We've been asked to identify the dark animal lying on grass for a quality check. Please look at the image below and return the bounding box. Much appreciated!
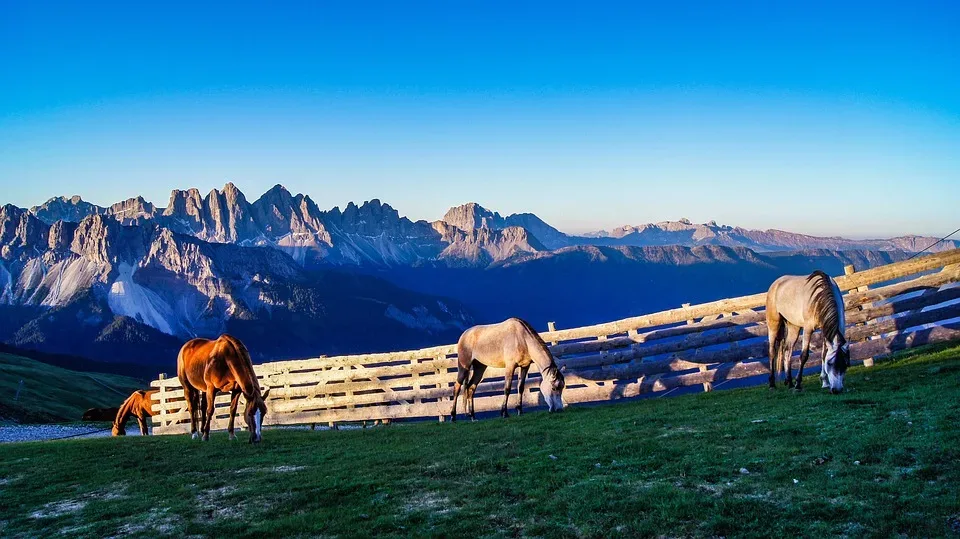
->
[81,407,120,422]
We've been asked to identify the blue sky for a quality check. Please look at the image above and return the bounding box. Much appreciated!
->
[1,1,957,238]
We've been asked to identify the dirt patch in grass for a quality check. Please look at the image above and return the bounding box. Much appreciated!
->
[109,508,184,537]
[0,475,23,487]
[31,499,88,519]
[403,491,454,516]
[30,483,128,519]
[233,465,306,474]
[196,485,241,522]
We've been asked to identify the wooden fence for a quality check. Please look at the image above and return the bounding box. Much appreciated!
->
[150,248,960,435]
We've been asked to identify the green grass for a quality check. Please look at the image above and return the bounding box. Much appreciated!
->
[1,344,959,538]
[0,353,144,423]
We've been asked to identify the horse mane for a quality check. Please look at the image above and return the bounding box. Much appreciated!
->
[806,270,843,343]
[513,318,560,372]
[218,334,262,399]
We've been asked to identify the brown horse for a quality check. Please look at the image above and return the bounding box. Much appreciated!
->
[450,318,565,421]
[177,334,270,443]
[766,270,850,393]
[112,390,157,436]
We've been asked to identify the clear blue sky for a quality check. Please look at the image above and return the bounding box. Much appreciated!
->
[1,1,957,238]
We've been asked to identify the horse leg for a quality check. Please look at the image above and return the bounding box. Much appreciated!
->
[137,414,149,436]
[501,364,517,418]
[197,393,207,437]
[515,365,530,415]
[783,324,801,388]
[466,364,487,421]
[450,363,471,422]
[766,311,783,389]
[202,388,217,441]
[184,385,200,440]
[820,342,830,388]
[795,329,813,391]
[227,389,242,440]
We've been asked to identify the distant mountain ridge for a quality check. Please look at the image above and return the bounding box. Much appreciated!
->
[6,183,952,370]
[22,184,957,270]
[0,204,472,367]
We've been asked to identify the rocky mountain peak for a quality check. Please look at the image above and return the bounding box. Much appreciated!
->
[70,214,153,268]
[251,184,328,242]
[29,195,104,224]
[1,206,48,255]
[442,202,504,232]
[107,196,158,224]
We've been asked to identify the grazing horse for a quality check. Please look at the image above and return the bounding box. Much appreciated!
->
[450,318,565,421]
[177,334,270,443]
[82,407,120,422]
[112,390,157,436]
[766,270,850,393]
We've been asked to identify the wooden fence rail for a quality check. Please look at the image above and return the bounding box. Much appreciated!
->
[150,249,960,435]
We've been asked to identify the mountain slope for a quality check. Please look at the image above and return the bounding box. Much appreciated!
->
[0,209,474,366]
[0,351,143,423]
[369,245,907,331]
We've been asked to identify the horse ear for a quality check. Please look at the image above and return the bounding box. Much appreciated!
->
[560,364,567,372]
[261,388,271,400]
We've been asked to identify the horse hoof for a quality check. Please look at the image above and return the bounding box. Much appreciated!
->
[202,434,210,442]
[229,434,237,441]
[191,433,199,440]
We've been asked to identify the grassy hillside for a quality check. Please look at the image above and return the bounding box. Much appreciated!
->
[0,353,144,423]
[0,344,958,538]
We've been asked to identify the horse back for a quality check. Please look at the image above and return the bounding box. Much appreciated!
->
[457,318,531,369]
[177,337,219,391]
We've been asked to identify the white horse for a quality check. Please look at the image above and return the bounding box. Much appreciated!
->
[450,318,565,421]
[766,270,850,393]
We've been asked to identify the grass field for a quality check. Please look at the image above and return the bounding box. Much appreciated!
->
[0,353,144,423]
[0,344,958,538]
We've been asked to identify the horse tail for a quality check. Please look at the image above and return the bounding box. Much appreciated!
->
[771,316,788,375]
[455,337,471,383]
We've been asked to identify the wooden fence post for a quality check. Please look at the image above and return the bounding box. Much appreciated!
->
[437,355,447,423]
[157,373,168,429]
[682,303,693,325]
[846,264,876,366]
[547,321,558,346]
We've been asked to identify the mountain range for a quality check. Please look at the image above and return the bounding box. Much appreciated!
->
[3,183,950,374]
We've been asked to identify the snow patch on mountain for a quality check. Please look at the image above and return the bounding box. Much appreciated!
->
[0,261,12,304]
[107,263,181,336]
[39,257,100,307]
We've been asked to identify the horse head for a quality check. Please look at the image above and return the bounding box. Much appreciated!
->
[539,365,566,412]
[824,335,850,394]
[243,388,271,443]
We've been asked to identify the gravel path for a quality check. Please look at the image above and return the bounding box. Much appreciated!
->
[0,425,143,444]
